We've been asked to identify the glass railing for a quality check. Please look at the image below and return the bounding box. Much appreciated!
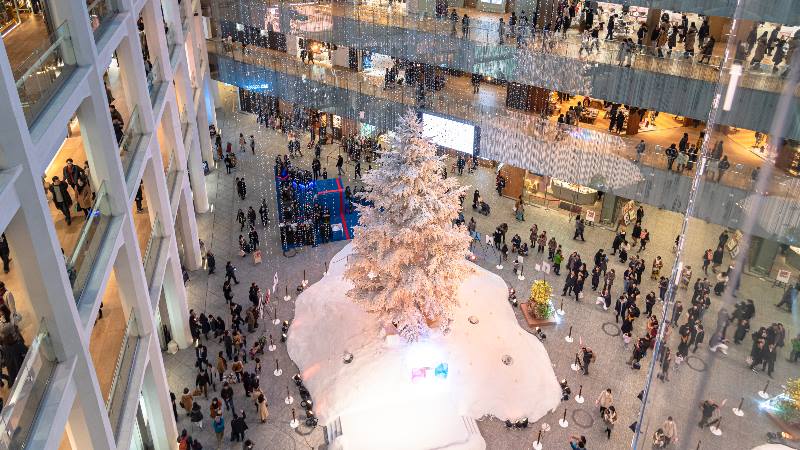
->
[119,106,142,179]
[145,58,163,103]
[317,4,790,94]
[209,39,792,195]
[167,160,181,204]
[13,21,77,126]
[67,182,113,305]
[142,218,164,288]
[106,314,140,440]
[166,23,179,66]
[180,1,190,34]
[179,106,190,142]
[87,0,117,39]
[0,323,57,449]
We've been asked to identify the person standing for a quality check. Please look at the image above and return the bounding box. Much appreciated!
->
[230,411,248,442]
[49,176,73,226]
[635,140,645,162]
[249,135,255,155]
[580,346,594,374]
[312,157,321,180]
[662,416,678,446]
[0,233,11,273]
[336,154,344,176]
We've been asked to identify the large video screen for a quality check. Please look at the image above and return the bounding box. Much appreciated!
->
[422,113,476,155]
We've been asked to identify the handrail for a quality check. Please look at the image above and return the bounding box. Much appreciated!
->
[14,22,69,88]
[207,39,795,195]
[0,321,57,449]
[106,314,139,438]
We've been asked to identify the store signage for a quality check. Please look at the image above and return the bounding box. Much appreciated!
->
[777,270,792,284]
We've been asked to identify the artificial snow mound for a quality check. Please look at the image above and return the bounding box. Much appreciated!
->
[287,244,561,450]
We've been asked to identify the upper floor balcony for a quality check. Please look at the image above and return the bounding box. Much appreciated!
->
[207,40,800,244]
[211,3,800,139]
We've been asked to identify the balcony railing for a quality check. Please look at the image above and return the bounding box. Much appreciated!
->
[106,314,140,440]
[145,58,163,104]
[0,323,57,449]
[209,39,799,196]
[13,21,76,126]
[87,0,117,40]
[67,182,113,305]
[332,4,790,94]
[119,106,142,180]
[142,218,164,288]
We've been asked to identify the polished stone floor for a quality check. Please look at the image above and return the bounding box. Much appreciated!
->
[162,95,798,449]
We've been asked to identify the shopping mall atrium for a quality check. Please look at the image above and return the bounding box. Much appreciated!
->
[0,0,798,448]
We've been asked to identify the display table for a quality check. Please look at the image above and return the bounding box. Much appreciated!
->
[579,108,599,124]
[550,180,598,205]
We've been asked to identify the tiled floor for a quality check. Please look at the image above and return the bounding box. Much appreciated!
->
[208,40,788,193]
[3,12,51,74]
[163,95,798,449]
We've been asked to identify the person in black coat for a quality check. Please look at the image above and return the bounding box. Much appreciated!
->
[230,411,248,441]
[49,176,73,225]
[207,251,216,274]
[0,233,10,274]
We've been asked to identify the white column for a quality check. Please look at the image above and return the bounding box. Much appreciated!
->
[162,246,192,348]
[176,184,202,270]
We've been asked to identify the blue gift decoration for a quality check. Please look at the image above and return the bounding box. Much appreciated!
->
[434,363,449,379]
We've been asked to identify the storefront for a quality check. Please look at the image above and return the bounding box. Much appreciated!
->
[498,165,603,218]
[1,0,23,36]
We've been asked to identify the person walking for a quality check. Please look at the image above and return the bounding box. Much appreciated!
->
[49,176,73,225]
[225,262,239,284]
[190,402,204,429]
[602,406,617,439]
[221,382,235,412]
[212,415,225,447]
[698,400,719,428]
[256,393,269,423]
[180,388,194,416]
[596,388,613,417]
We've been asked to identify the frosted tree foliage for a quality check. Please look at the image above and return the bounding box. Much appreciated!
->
[345,111,473,342]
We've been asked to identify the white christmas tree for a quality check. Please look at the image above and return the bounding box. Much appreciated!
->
[345,111,473,342]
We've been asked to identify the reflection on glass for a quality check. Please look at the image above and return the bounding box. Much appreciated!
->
[106,314,139,440]
[68,182,113,305]
[0,322,56,449]
[87,0,117,38]
[142,217,164,288]
[13,21,76,126]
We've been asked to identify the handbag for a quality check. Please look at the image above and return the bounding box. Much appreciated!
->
[745,356,753,365]
[238,249,246,257]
